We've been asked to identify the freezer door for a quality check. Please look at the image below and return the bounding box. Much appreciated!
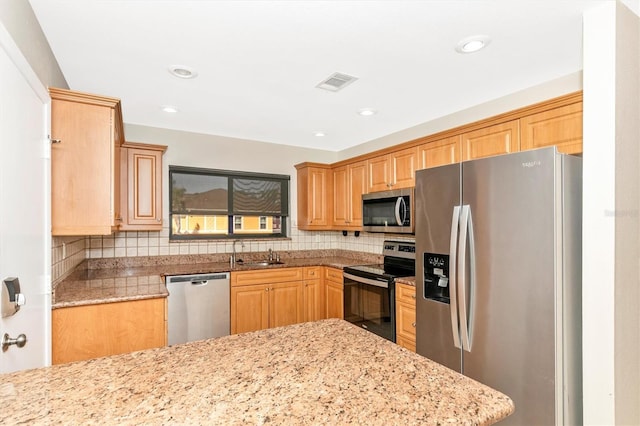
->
[460,148,558,425]
[415,164,462,372]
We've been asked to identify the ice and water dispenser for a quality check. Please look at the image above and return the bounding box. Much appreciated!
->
[423,253,450,303]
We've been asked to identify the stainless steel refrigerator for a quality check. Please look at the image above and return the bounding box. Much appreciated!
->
[415,147,582,425]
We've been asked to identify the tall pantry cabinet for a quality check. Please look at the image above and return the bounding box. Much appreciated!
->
[50,88,124,235]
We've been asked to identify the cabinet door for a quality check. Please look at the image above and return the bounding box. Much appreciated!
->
[231,284,269,334]
[332,165,349,226]
[462,120,520,161]
[390,147,418,189]
[269,281,304,328]
[296,165,331,230]
[367,155,391,192]
[120,146,164,230]
[395,283,416,352]
[51,97,119,235]
[303,279,324,322]
[332,161,367,229]
[348,160,367,227]
[52,298,166,365]
[520,102,583,154]
[325,280,344,320]
[418,136,462,169]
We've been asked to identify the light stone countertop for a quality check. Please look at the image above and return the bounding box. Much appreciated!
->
[53,253,374,309]
[0,319,514,425]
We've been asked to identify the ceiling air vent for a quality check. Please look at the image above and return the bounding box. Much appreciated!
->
[316,72,358,92]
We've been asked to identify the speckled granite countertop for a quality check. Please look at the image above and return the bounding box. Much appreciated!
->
[53,252,378,309]
[0,319,513,425]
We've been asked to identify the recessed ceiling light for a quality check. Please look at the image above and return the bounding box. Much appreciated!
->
[455,35,491,54]
[168,65,197,79]
[161,105,178,113]
[358,108,378,116]
[314,131,326,137]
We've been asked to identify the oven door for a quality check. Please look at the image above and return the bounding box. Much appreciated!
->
[343,271,396,342]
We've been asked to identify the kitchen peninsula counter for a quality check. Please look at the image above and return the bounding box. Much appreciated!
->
[1,319,513,425]
[53,252,374,309]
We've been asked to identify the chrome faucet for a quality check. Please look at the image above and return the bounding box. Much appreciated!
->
[231,240,244,267]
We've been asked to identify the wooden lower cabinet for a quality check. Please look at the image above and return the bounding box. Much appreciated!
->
[231,268,305,334]
[324,267,344,319]
[303,267,325,322]
[52,298,167,365]
[395,283,416,352]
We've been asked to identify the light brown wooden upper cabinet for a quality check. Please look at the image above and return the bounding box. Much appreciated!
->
[120,142,167,231]
[295,163,332,230]
[50,88,124,236]
[332,160,367,230]
[461,120,520,161]
[520,102,583,155]
[367,146,418,192]
[418,135,462,169]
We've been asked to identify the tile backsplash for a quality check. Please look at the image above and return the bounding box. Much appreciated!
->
[52,226,415,284]
[52,236,86,286]
[86,227,392,259]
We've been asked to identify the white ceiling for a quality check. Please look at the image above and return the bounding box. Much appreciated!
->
[29,0,608,152]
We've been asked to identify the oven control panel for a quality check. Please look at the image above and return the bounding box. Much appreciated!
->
[382,240,415,260]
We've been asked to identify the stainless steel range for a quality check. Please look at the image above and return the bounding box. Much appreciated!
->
[343,240,416,342]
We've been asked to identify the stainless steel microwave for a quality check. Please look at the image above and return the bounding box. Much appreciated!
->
[362,188,414,234]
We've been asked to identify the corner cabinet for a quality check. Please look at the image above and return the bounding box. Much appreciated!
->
[120,142,167,231]
[50,88,124,235]
[295,163,332,230]
[52,298,167,365]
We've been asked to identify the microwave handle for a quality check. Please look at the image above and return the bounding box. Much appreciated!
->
[395,197,406,226]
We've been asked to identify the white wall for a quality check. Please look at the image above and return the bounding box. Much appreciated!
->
[583,2,640,424]
[0,1,67,89]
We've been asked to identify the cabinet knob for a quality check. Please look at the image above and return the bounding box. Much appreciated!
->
[411,294,416,299]
[411,322,416,328]
[50,139,62,144]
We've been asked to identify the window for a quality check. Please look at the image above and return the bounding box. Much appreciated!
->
[169,166,289,240]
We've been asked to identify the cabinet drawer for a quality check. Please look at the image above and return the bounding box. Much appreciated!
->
[396,283,416,304]
[324,267,343,283]
[303,266,321,280]
[231,267,303,287]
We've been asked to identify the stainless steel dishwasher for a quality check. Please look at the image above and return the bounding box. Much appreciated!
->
[166,272,230,345]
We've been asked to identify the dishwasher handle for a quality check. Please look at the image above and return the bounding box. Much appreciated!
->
[167,273,230,283]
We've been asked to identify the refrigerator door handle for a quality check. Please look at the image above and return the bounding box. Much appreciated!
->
[449,206,462,350]
[458,205,475,352]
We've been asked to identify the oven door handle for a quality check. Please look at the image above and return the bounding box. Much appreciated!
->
[343,272,389,288]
